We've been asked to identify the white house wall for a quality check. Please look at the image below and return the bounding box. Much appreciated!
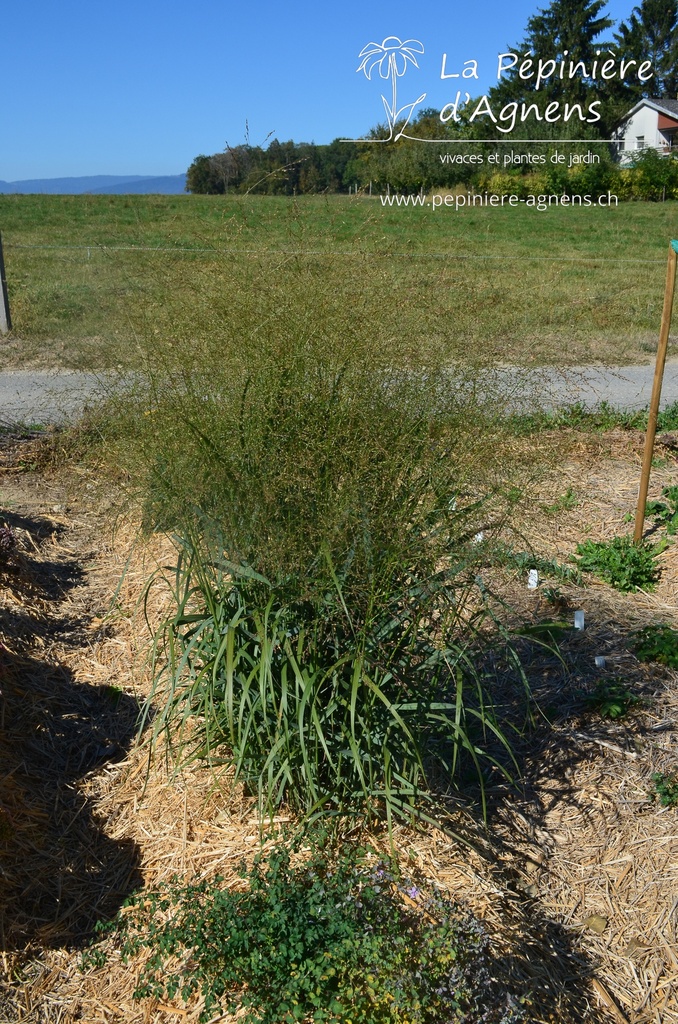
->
[618,106,662,154]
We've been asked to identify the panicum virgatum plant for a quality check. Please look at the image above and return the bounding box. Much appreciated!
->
[118,254,539,828]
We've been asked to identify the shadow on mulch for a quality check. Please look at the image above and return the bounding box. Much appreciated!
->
[1,508,85,605]
[0,507,68,544]
[420,611,676,1022]
[476,606,668,806]
[454,613,669,852]
[0,506,143,954]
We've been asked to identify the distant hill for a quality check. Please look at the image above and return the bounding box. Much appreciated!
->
[90,175,187,195]
[0,174,187,195]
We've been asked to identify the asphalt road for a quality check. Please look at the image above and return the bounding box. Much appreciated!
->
[2,364,678,426]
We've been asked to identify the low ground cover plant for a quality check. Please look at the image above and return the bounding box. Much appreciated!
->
[573,536,663,592]
[102,837,523,1024]
[634,624,678,669]
[491,545,581,585]
[646,487,678,536]
[583,681,641,720]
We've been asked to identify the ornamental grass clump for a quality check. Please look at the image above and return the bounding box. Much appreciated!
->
[121,256,540,827]
[142,537,525,826]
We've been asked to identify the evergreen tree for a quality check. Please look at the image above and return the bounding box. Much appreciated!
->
[614,0,678,99]
[485,0,614,137]
[491,0,613,105]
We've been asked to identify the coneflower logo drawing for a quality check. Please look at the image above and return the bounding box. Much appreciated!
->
[357,37,426,140]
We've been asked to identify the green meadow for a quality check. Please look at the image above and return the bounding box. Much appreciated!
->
[0,193,677,368]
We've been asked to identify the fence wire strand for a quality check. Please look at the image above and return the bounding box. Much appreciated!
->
[2,243,666,264]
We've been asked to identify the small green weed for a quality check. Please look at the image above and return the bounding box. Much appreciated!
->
[509,401,646,436]
[105,838,521,1024]
[574,536,663,592]
[651,771,678,807]
[502,485,523,504]
[509,400,678,437]
[633,624,678,669]
[584,681,640,720]
[80,944,107,970]
[541,586,571,614]
[646,486,678,535]
[657,402,678,432]
[542,487,577,516]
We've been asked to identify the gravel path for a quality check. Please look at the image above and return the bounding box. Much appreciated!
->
[537,362,678,411]
[0,371,105,425]
[2,364,678,426]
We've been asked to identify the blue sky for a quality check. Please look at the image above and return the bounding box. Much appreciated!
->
[1,0,639,180]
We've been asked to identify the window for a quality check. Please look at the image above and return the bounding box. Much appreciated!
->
[636,136,645,149]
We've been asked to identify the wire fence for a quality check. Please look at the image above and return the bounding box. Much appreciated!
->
[1,234,671,369]
[1,242,667,264]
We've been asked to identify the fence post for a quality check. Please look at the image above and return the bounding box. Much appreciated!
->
[0,232,11,334]
[633,239,678,543]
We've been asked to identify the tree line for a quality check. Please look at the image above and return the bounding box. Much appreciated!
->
[186,0,678,196]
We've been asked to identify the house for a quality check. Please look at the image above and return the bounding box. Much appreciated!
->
[615,98,678,162]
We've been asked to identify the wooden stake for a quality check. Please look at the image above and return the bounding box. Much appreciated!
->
[0,232,11,334]
[633,240,678,543]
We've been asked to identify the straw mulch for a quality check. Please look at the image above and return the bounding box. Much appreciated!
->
[480,426,678,1024]
[0,426,677,1024]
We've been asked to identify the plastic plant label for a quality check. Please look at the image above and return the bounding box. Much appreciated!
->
[527,569,539,590]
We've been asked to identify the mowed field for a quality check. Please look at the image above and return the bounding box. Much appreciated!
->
[1,194,678,368]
